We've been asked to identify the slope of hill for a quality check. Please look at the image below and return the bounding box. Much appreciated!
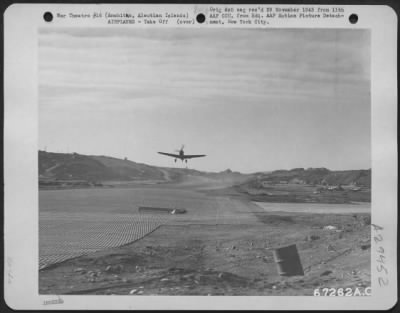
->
[38,151,251,188]
[39,151,165,182]
[250,167,371,187]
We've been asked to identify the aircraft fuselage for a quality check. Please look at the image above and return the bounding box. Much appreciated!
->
[176,149,186,162]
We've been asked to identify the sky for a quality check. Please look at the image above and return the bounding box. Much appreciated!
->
[39,28,370,173]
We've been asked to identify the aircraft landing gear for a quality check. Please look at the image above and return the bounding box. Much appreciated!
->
[174,159,177,162]
[185,159,187,163]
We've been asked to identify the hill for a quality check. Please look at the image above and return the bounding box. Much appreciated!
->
[39,151,165,182]
[233,167,371,203]
[248,167,371,188]
[39,151,370,192]
[38,151,251,188]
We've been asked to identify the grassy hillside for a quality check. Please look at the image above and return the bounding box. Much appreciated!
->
[38,151,250,188]
[91,155,165,181]
[39,151,165,183]
[251,167,371,187]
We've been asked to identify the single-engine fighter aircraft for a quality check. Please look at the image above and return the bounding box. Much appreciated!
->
[158,145,206,163]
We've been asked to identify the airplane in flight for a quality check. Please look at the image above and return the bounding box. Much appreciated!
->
[158,145,206,163]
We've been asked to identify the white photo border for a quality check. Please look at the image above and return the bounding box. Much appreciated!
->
[4,3,398,310]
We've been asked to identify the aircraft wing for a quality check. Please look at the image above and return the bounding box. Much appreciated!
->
[158,152,180,158]
[183,154,206,159]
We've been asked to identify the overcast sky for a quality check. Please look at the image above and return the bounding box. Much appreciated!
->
[39,28,370,173]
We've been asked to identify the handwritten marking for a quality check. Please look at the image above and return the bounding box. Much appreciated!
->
[371,224,389,287]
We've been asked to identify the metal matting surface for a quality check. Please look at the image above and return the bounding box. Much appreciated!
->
[39,212,168,269]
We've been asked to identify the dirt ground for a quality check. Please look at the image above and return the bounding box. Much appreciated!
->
[39,208,371,295]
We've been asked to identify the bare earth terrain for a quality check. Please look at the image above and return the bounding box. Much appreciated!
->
[39,177,371,296]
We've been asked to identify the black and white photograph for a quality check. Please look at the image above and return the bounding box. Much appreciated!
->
[38,26,372,296]
[3,3,397,310]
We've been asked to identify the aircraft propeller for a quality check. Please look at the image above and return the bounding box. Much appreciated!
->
[175,144,185,152]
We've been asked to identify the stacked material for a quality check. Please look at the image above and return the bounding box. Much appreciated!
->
[138,206,187,214]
